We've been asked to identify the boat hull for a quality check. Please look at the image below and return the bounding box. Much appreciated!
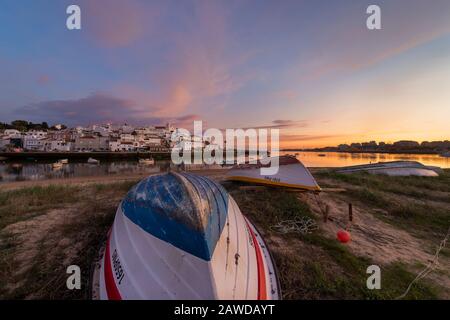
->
[227,158,320,191]
[336,161,440,177]
[93,173,280,300]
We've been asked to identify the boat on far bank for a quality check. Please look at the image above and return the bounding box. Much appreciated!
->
[59,159,69,164]
[52,161,63,169]
[138,158,155,165]
[336,161,441,176]
[87,157,100,165]
[440,151,450,158]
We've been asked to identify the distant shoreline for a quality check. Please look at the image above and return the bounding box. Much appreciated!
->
[281,149,442,155]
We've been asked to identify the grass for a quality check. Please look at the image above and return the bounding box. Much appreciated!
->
[0,180,140,299]
[0,232,19,297]
[315,170,450,239]
[316,169,450,202]
[226,186,441,299]
[7,208,116,299]
[226,183,315,228]
[0,185,83,229]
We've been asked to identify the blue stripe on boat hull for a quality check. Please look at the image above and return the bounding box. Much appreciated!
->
[121,173,229,261]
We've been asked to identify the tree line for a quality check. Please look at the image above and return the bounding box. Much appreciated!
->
[0,120,66,131]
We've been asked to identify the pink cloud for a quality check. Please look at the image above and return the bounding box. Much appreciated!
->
[112,1,253,118]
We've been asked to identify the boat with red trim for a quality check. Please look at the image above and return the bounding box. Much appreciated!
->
[92,172,280,300]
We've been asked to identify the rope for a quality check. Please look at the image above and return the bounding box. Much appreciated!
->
[395,226,450,300]
[270,216,318,235]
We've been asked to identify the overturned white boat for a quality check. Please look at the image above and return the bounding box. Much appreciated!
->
[227,155,321,191]
[93,172,280,300]
[336,161,440,176]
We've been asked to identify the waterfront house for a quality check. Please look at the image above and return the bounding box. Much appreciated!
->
[75,134,110,151]
[23,135,44,151]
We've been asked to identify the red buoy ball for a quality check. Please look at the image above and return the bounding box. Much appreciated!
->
[337,230,351,243]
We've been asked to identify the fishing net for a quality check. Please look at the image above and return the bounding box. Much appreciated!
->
[270,216,318,235]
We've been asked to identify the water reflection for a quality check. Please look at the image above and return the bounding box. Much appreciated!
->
[0,160,169,183]
[0,152,448,183]
[281,152,450,168]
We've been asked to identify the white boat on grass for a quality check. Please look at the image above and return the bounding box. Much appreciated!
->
[87,157,100,165]
[336,161,440,176]
[92,172,280,300]
[227,155,321,191]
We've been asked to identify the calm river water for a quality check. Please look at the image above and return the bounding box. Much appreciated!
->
[0,152,448,183]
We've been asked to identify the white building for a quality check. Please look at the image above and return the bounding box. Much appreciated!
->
[120,133,135,143]
[3,129,21,138]
[27,130,47,138]
[23,137,43,150]
[48,140,72,152]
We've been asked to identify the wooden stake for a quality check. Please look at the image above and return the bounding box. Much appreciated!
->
[348,203,353,222]
[324,204,329,223]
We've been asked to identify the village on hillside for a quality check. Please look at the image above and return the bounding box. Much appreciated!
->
[0,121,202,153]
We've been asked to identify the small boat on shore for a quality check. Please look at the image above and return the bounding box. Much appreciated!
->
[87,157,100,165]
[59,159,69,164]
[138,158,155,165]
[336,161,440,176]
[440,151,450,158]
[227,155,321,191]
[52,161,63,169]
[92,172,280,300]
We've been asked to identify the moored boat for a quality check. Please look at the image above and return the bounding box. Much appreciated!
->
[52,161,63,169]
[87,157,100,165]
[59,159,69,164]
[138,158,155,165]
[92,172,280,300]
[227,155,321,191]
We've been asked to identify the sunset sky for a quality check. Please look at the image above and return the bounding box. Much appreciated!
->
[0,0,449,148]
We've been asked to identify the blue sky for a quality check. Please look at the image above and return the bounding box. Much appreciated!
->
[1,0,449,147]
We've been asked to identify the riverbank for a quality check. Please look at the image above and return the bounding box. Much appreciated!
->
[0,170,448,299]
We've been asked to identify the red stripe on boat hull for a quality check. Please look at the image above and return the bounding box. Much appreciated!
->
[245,219,267,300]
[104,231,122,300]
